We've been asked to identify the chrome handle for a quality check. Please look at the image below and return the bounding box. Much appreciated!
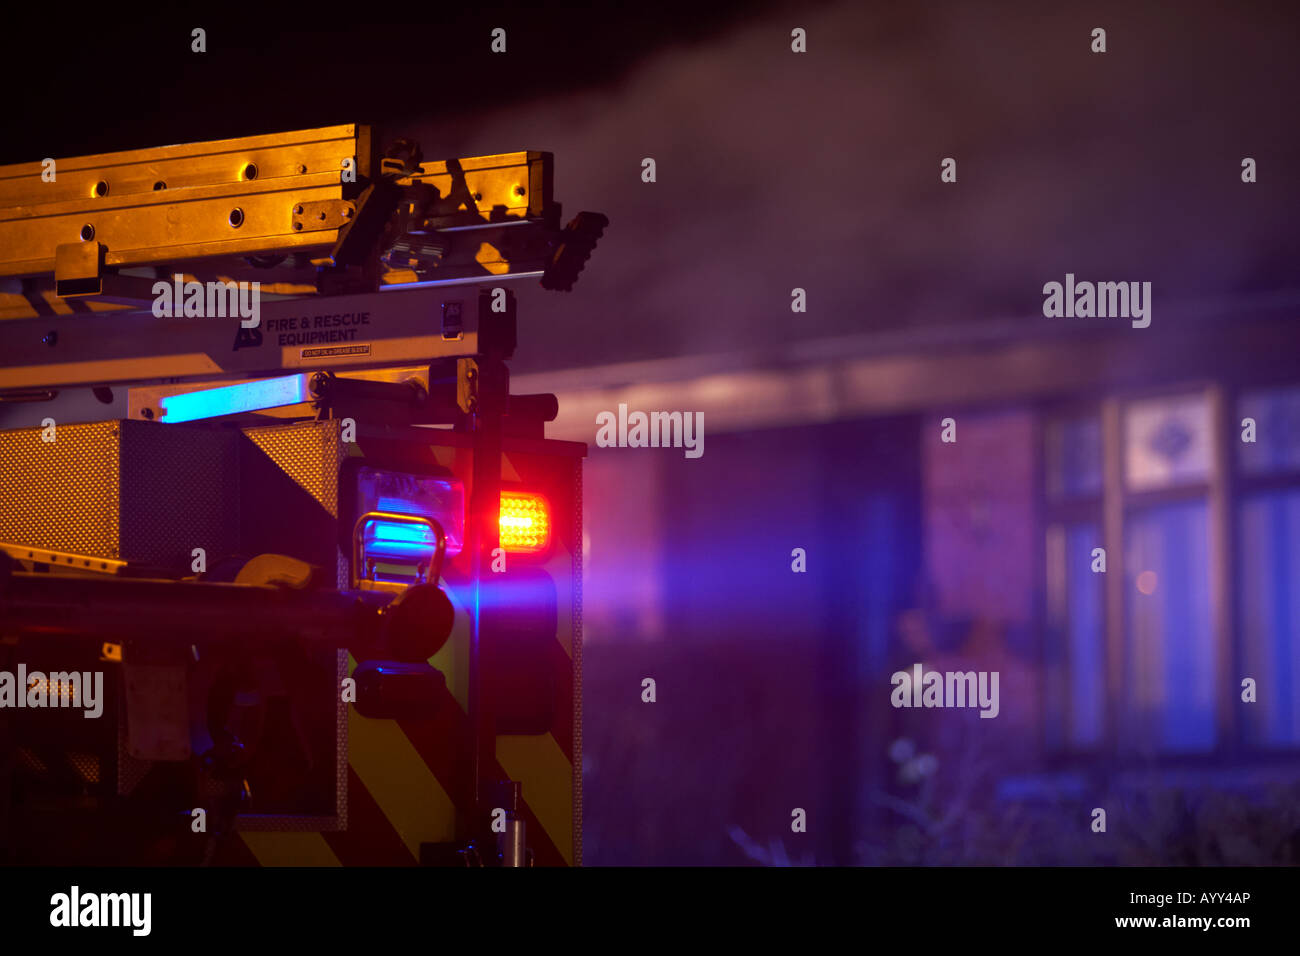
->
[351,511,447,589]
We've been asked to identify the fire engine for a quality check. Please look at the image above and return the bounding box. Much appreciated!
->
[0,124,606,866]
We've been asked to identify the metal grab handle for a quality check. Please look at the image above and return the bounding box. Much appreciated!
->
[351,511,447,588]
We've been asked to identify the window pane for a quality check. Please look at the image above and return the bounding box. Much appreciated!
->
[1045,417,1102,500]
[1239,491,1300,746]
[1124,393,1211,491]
[1123,501,1215,752]
[1238,386,1300,476]
[1045,523,1106,749]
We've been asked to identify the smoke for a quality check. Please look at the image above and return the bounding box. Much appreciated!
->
[411,0,1300,373]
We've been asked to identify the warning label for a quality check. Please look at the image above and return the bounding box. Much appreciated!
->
[302,344,371,358]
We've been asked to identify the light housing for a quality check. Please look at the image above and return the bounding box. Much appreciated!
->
[356,467,465,557]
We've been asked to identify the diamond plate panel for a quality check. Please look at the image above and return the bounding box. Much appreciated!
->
[242,418,343,516]
[120,423,239,567]
[0,419,238,568]
[0,420,122,557]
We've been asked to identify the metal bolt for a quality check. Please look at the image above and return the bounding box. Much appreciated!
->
[41,331,57,347]
[294,204,304,215]
[141,407,154,420]
[297,164,307,174]
[514,185,526,197]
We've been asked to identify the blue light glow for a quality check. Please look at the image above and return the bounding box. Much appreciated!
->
[158,375,310,423]
[364,518,441,562]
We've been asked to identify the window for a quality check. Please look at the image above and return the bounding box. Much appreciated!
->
[1236,385,1300,748]
[1046,384,1300,757]
[1045,416,1102,500]
[1046,389,1222,756]
[1122,500,1215,752]
[1123,393,1212,491]
[1045,521,1105,750]
[1120,393,1215,752]
[1044,407,1106,753]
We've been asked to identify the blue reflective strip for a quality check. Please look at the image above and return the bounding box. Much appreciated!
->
[158,375,309,423]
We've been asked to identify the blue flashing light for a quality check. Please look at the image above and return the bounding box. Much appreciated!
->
[356,468,465,558]
[159,375,310,423]
[364,518,442,563]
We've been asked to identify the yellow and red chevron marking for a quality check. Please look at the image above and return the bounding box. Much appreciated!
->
[238,660,575,866]
[236,447,579,867]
